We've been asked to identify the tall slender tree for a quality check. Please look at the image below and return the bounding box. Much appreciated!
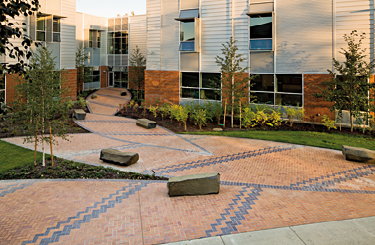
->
[215,37,253,128]
[129,45,146,101]
[12,47,72,166]
[315,31,375,132]
[75,43,92,93]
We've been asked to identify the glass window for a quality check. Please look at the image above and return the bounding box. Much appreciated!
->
[179,42,195,51]
[202,73,220,89]
[122,32,128,54]
[276,75,303,93]
[251,74,274,91]
[0,75,4,104]
[179,9,199,19]
[181,88,200,99]
[53,33,60,42]
[181,21,195,41]
[251,92,274,104]
[37,16,45,31]
[250,13,272,39]
[181,73,199,87]
[114,38,121,54]
[181,72,221,102]
[53,18,60,32]
[275,94,303,107]
[249,13,273,50]
[36,31,45,42]
[108,33,114,54]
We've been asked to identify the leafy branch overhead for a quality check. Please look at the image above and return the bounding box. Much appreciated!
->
[0,0,40,75]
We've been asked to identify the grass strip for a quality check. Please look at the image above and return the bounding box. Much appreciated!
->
[180,130,375,151]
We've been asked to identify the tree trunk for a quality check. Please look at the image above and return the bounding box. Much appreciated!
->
[184,122,187,131]
[34,126,38,166]
[350,113,354,132]
[239,101,242,129]
[49,123,54,167]
[223,100,227,128]
[231,76,234,128]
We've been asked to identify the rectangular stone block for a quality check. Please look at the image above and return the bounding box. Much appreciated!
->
[74,109,86,120]
[100,148,139,166]
[136,119,157,129]
[167,173,220,197]
[342,145,375,163]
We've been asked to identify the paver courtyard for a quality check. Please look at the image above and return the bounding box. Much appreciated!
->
[1,88,375,244]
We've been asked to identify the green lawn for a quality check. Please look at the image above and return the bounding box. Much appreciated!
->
[0,140,47,173]
[180,130,375,151]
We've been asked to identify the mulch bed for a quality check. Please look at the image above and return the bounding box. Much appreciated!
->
[0,105,91,139]
[117,108,375,137]
[0,158,168,180]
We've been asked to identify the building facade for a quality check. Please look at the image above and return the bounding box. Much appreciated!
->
[144,0,375,120]
[2,0,146,105]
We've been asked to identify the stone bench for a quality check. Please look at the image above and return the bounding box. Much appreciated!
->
[136,119,157,129]
[167,172,220,197]
[342,145,375,163]
[74,109,86,120]
[100,148,139,166]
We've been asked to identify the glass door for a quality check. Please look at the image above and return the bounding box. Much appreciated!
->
[108,71,114,87]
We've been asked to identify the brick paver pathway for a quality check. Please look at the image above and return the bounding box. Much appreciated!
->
[1,88,375,244]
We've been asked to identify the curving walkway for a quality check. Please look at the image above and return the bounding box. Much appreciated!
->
[1,88,375,245]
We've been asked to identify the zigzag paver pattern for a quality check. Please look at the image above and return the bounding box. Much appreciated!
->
[1,88,375,244]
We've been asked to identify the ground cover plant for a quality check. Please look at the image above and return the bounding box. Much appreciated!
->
[0,140,167,180]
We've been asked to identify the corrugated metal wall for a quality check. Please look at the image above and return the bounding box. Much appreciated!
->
[129,15,147,60]
[6,15,28,65]
[276,0,333,74]
[201,0,232,72]
[146,0,162,70]
[160,0,180,71]
[234,0,249,70]
[335,0,374,63]
[60,0,76,69]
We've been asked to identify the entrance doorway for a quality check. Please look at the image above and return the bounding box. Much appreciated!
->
[108,72,114,87]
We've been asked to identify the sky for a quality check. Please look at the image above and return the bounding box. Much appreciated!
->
[76,0,146,18]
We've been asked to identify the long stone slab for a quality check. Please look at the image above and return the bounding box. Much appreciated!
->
[167,172,220,197]
[342,145,375,163]
[74,109,86,121]
[136,119,157,129]
[100,148,139,166]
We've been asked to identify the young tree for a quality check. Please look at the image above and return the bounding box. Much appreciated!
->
[215,37,253,128]
[75,43,92,93]
[315,31,375,132]
[12,47,72,166]
[129,45,146,101]
[0,0,40,75]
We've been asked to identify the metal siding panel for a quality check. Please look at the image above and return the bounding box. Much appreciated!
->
[160,0,179,71]
[201,0,232,73]
[129,15,147,61]
[276,0,333,74]
[235,0,249,69]
[335,0,373,63]
[146,0,161,70]
[6,15,28,65]
[60,0,76,69]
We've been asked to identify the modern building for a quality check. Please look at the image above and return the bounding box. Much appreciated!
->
[144,0,375,120]
[2,0,146,104]
[2,0,374,122]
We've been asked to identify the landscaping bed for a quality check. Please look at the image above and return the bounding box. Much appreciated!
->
[117,107,375,137]
[0,104,91,139]
[0,157,168,181]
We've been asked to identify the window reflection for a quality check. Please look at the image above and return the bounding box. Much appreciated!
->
[181,21,195,42]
